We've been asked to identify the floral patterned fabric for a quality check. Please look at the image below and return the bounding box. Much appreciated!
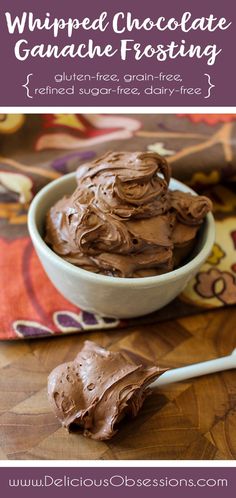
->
[1,114,236,340]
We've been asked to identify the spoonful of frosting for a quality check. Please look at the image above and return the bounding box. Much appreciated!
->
[48,340,166,440]
[48,341,236,440]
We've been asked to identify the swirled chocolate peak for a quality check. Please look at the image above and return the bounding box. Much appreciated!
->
[76,151,170,218]
[169,190,212,226]
[48,340,166,440]
[45,151,212,277]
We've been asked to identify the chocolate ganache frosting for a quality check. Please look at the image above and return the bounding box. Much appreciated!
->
[48,340,166,440]
[45,151,212,277]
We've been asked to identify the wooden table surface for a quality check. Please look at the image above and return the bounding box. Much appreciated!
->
[0,307,236,461]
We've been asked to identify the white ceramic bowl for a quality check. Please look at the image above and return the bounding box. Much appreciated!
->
[28,173,215,319]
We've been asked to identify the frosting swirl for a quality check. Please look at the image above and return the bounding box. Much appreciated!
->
[45,151,212,277]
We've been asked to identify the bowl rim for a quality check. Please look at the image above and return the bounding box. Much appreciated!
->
[28,172,215,288]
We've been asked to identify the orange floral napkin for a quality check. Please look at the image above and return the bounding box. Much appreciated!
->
[0,113,236,339]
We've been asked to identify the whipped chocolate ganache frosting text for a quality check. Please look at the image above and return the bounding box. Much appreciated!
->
[45,152,212,278]
[5,12,230,65]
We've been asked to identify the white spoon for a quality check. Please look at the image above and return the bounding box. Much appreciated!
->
[152,348,236,388]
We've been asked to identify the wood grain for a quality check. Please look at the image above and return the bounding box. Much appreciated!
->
[0,308,236,460]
